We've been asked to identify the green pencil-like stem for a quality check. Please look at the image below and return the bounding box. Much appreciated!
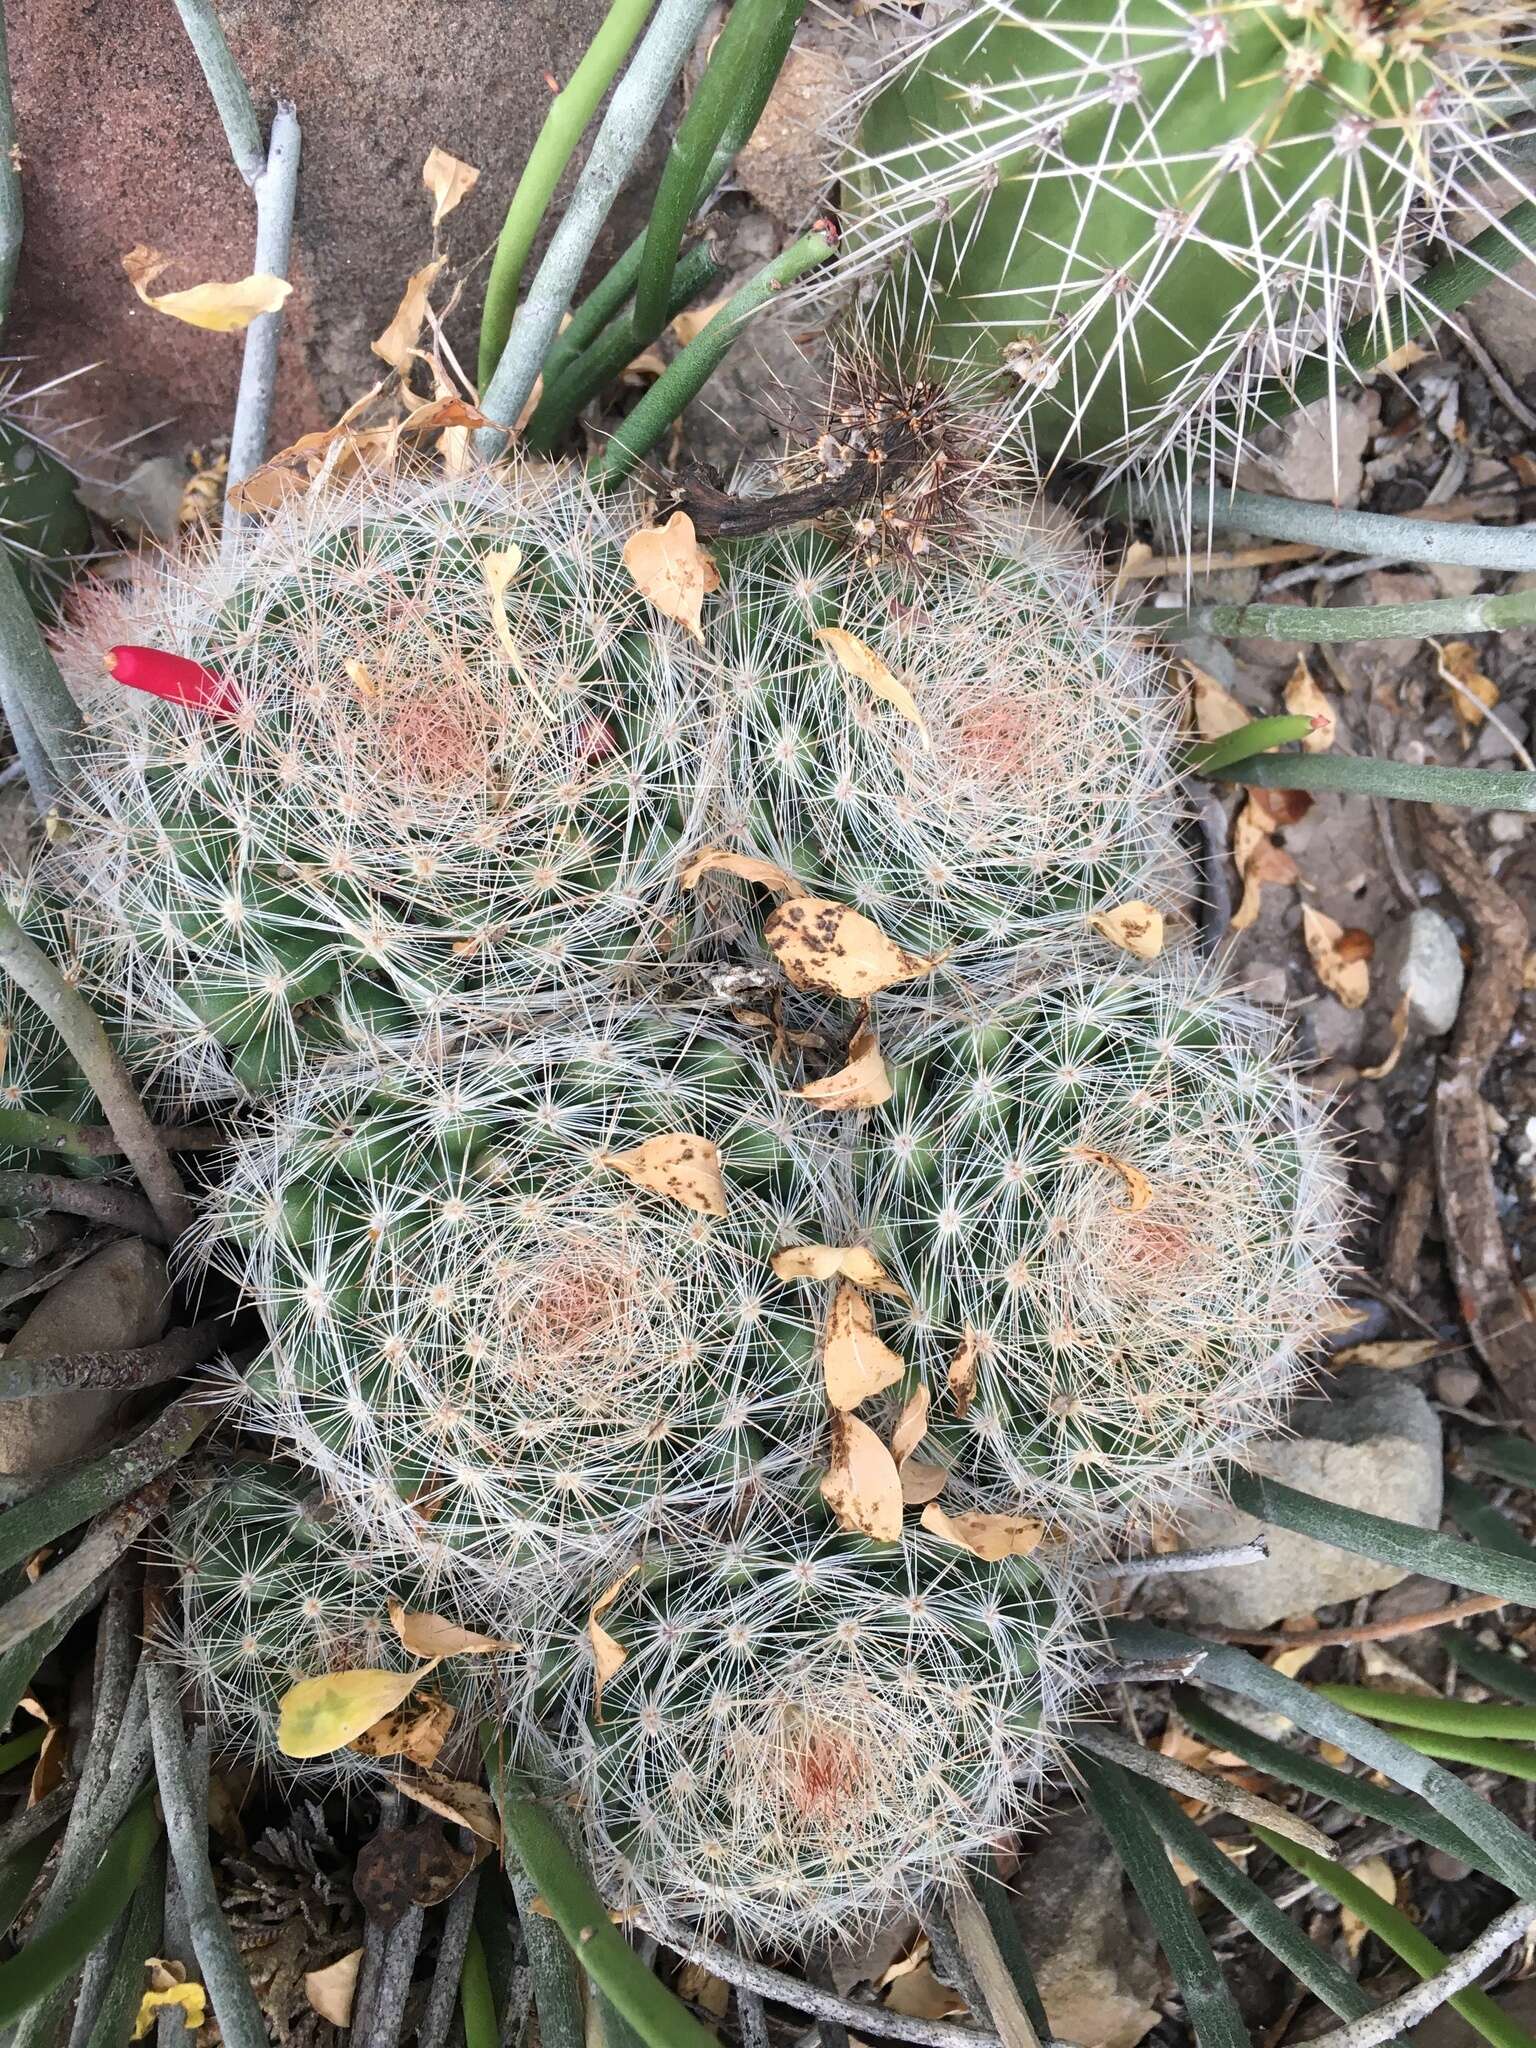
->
[631,0,806,333]
[478,0,657,391]
[595,226,834,482]
[1203,752,1536,813]
[1140,582,1536,644]
[0,553,82,807]
[1313,1686,1536,1744]
[524,237,725,452]
[0,5,22,338]
[543,232,648,387]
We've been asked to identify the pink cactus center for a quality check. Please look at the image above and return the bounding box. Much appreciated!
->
[376,680,503,793]
[777,1717,869,1827]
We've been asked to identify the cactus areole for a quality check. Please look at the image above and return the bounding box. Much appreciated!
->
[850,0,1514,471]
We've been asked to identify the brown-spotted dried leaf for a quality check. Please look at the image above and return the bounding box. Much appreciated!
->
[794,1022,893,1110]
[887,1385,948,1503]
[770,1244,905,1294]
[671,301,729,345]
[1332,1338,1441,1370]
[422,146,480,225]
[1231,798,1300,933]
[1283,656,1336,753]
[919,1503,1044,1561]
[1301,906,1371,1010]
[764,898,942,1000]
[1437,640,1499,746]
[122,244,291,332]
[947,1328,980,1417]
[1340,1857,1397,1958]
[349,1693,456,1770]
[1090,901,1164,960]
[820,1411,903,1541]
[822,1281,905,1410]
[622,512,718,644]
[597,1132,727,1217]
[277,1664,438,1760]
[388,1599,519,1659]
[1067,1146,1152,1214]
[678,846,807,899]
[589,1566,638,1721]
[815,627,930,749]
[305,1951,364,2029]
[372,257,446,374]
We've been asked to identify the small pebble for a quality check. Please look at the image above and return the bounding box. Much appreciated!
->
[1390,908,1465,1036]
[1434,1364,1483,1408]
[1427,1850,1473,1884]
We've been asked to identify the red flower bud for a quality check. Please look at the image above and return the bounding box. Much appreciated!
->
[104,646,240,718]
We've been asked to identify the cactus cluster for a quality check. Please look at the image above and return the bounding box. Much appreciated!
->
[35,447,1344,1945]
[834,0,1533,490]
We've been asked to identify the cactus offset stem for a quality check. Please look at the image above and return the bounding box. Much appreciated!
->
[0,901,192,1240]
[595,226,834,481]
[632,0,806,335]
[0,5,21,338]
[1204,752,1536,813]
[1140,583,1536,644]
[1126,480,1536,575]
[478,0,658,392]
[171,0,265,185]
[478,0,717,446]
[0,551,81,806]
[223,101,300,531]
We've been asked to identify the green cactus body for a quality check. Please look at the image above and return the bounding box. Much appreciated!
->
[166,1466,520,1772]
[846,0,1517,476]
[700,516,1181,975]
[54,462,709,1103]
[204,1011,831,1610]
[849,972,1345,1529]
[0,418,92,616]
[564,1516,1082,1947]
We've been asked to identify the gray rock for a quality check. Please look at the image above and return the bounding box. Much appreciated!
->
[1434,1363,1483,1408]
[1010,1808,1162,2048]
[1382,908,1466,1036]
[0,1239,171,1477]
[1145,1377,1443,1631]
[1235,391,1378,506]
[736,44,850,229]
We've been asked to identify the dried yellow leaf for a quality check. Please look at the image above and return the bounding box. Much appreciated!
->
[1340,1856,1396,1957]
[305,1949,364,2028]
[1185,661,1250,742]
[1231,798,1299,933]
[349,1693,455,1769]
[947,1328,980,1417]
[899,1460,949,1505]
[919,1503,1044,1561]
[132,1983,207,2041]
[671,300,730,345]
[822,1281,905,1410]
[597,1132,727,1217]
[422,146,480,225]
[770,1244,905,1295]
[1359,994,1411,1081]
[1332,1338,1441,1370]
[483,547,525,666]
[678,846,807,898]
[622,512,718,644]
[765,898,942,1000]
[676,1961,732,2019]
[883,1961,968,2021]
[1301,906,1371,1010]
[388,1599,519,1658]
[1268,1642,1323,1680]
[794,1022,892,1110]
[122,244,291,332]
[815,627,930,748]
[1283,656,1336,753]
[890,1384,929,1466]
[1067,1146,1152,1214]
[372,256,446,373]
[820,1411,903,1541]
[1437,640,1499,747]
[277,1664,438,1760]
[1090,901,1164,960]
[589,1566,638,1720]
[389,1772,503,1847]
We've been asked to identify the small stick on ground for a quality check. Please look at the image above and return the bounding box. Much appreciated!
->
[665,1938,1009,2048]
[0,1171,170,1244]
[1417,809,1536,1412]
[1070,1723,1336,1858]
[1199,1592,1506,1651]
[0,1320,221,1402]
[0,1479,174,1655]
[0,905,191,1240]
[1092,1540,1268,1582]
